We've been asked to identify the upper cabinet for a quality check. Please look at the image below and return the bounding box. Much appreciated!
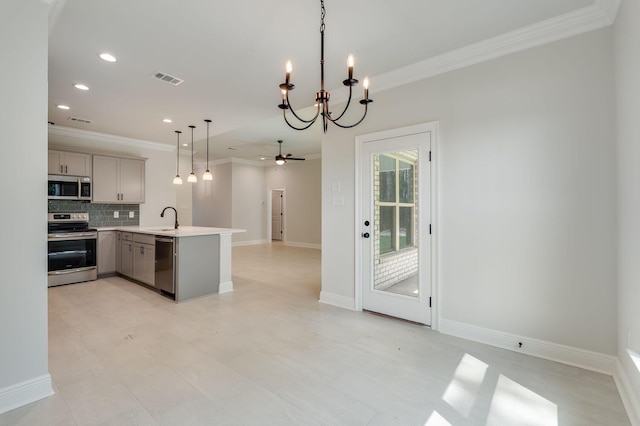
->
[48,150,92,176]
[93,155,145,204]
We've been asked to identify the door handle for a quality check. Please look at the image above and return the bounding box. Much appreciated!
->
[362,232,370,238]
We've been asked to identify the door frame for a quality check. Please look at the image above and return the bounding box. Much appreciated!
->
[266,187,286,243]
[354,122,439,330]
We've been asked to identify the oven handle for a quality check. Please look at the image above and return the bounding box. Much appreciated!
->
[48,232,97,241]
[48,266,96,275]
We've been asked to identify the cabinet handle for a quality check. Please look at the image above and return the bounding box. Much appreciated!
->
[60,165,63,173]
[140,246,144,254]
[65,165,68,174]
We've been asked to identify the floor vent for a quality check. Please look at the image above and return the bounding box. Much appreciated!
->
[67,116,92,124]
[151,71,184,86]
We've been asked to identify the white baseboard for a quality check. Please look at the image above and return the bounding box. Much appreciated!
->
[318,291,356,310]
[439,318,617,375]
[218,281,234,294]
[615,358,640,426]
[0,374,53,415]
[284,241,321,250]
[232,239,268,247]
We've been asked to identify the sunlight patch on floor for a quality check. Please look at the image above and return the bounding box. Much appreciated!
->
[442,353,488,417]
[424,410,453,426]
[486,374,558,426]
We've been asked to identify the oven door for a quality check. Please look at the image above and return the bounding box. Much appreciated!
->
[48,232,97,273]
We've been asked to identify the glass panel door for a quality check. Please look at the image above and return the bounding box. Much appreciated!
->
[361,131,431,325]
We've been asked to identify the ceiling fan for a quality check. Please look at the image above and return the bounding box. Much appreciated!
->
[275,140,305,165]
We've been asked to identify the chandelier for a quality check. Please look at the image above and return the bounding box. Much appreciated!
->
[278,0,373,133]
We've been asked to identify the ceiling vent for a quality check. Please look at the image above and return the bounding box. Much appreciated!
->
[67,116,92,124]
[151,71,184,86]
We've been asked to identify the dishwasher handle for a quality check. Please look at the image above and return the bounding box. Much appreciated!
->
[156,237,174,243]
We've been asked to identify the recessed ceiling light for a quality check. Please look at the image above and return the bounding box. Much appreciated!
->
[260,157,266,161]
[163,118,172,123]
[183,143,188,147]
[99,52,117,62]
[56,105,70,110]
[73,83,89,91]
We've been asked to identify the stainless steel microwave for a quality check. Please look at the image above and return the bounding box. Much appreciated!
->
[48,175,91,200]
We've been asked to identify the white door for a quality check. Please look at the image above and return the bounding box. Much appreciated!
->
[360,129,432,325]
[272,190,283,241]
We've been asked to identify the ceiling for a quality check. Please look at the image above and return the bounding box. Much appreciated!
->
[47,0,598,162]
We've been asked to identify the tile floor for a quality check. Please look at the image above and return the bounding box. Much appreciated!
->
[0,243,631,425]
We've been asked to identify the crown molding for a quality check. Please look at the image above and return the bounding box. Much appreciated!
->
[331,0,621,103]
[48,125,174,152]
[45,0,67,37]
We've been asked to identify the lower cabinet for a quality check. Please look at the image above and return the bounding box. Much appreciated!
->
[119,232,134,278]
[97,231,116,275]
[133,238,155,286]
[116,232,156,287]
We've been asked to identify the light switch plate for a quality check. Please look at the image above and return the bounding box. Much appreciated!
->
[113,211,119,218]
[129,211,135,218]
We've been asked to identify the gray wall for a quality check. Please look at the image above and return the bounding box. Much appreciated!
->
[322,28,617,355]
[264,159,322,247]
[614,0,640,417]
[191,159,322,247]
[0,0,52,412]
[192,162,233,228]
[232,163,266,243]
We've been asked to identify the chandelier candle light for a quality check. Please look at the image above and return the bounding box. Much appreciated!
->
[187,125,197,183]
[202,119,213,181]
[278,0,372,133]
[173,130,182,185]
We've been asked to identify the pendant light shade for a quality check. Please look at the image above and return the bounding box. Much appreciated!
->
[202,119,213,181]
[187,125,197,183]
[173,130,183,185]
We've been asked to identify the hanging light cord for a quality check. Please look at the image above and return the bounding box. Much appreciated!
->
[190,125,195,172]
[205,120,210,170]
[175,131,181,174]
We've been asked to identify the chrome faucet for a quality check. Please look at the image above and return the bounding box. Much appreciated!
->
[160,206,179,229]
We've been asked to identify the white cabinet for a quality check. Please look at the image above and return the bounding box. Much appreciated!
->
[97,231,116,275]
[48,150,92,176]
[118,232,134,277]
[119,232,155,286]
[133,235,155,286]
[93,155,145,203]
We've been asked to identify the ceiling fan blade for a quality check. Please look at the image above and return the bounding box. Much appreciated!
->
[287,157,305,161]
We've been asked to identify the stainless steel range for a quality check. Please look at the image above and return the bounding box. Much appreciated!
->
[47,213,97,287]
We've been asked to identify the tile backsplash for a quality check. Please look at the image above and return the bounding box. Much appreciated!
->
[48,200,140,228]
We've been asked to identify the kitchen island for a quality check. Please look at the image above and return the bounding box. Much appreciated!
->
[101,226,245,302]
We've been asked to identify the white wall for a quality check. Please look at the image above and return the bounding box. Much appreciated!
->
[322,28,617,355]
[614,0,640,421]
[232,162,266,244]
[0,0,52,413]
[192,162,233,228]
[265,159,322,247]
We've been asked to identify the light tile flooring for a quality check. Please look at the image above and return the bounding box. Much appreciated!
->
[0,244,631,425]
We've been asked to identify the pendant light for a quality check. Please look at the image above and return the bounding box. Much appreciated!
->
[187,125,197,183]
[172,130,183,185]
[202,119,213,181]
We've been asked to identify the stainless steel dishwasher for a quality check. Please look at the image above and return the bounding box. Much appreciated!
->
[155,237,175,297]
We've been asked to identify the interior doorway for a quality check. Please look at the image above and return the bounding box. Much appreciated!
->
[270,189,285,242]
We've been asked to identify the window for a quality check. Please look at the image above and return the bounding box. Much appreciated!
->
[377,153,416,255]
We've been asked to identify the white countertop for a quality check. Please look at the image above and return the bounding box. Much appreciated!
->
[96,226,246,237]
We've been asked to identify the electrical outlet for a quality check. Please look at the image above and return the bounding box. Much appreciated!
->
[113,211,119,219]
[129,211,135,218]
